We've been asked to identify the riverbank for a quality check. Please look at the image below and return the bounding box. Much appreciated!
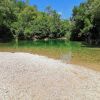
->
[0,52,100,100]
[0,40,100,71]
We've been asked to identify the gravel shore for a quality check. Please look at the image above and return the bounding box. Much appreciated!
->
[0,52,100,100]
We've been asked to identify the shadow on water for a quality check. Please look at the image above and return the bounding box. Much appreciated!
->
[81,42,100,48]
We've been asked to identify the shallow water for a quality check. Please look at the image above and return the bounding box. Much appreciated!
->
[0,40,100,71]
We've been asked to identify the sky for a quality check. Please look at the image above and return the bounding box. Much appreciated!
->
[29,0,85,19]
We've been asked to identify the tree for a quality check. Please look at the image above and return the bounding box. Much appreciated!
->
[19,5,37,39]
[0,0,72,42]
[0,0,16,41]
[70,0,100,45]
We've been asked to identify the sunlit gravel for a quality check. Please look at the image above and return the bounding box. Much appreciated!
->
[0,52,100,100]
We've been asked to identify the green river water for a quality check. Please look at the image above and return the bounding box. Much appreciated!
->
[0,40,100,71]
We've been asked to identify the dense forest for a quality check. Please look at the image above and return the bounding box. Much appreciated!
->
[0,0,71,42]
[0,0,100,45]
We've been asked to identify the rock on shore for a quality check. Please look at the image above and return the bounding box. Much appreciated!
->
[0,52,100,100]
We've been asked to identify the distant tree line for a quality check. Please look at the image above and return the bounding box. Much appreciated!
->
[0,0,100,45]
[0,0,71,43]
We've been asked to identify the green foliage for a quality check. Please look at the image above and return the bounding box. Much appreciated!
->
[71,0,100,45]
[0,0,70,42]
[0,0,16,41]
[1,0,99,45]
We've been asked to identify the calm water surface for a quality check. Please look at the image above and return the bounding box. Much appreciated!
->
[0,40,100,71]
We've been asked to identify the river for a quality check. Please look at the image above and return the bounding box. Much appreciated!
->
[0,40,100,71]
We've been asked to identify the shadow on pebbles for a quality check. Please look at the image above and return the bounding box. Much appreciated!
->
[0,52,100,100]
